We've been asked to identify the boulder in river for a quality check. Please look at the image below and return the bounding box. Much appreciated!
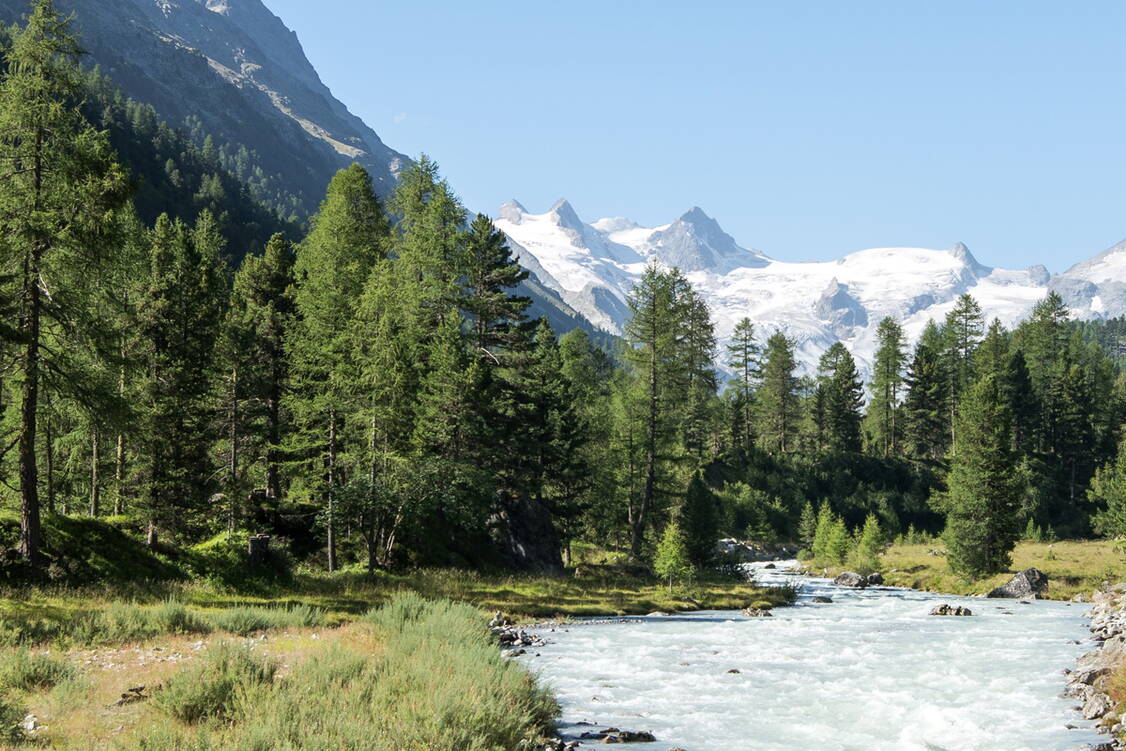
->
[812,596,833,603]
[741,607,773,617]
[930,603,972,616]
[987,568,1049,599]
[866,572,884,585]
[833,572,868,588]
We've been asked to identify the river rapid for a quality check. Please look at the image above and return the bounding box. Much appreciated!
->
[518,563,1105,750]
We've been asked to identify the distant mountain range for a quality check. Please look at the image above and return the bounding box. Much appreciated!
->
[497,200,1126,372]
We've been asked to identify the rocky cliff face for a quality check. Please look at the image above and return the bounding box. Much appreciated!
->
[0,0,408,209]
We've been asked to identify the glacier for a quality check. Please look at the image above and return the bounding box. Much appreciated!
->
[496,200,1126,375]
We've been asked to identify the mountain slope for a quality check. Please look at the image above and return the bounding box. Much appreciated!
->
[499,200,1123,374]
[0,0,407,211]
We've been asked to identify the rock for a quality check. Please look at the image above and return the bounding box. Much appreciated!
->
[833,572,868,588]
[930,603,973,616]
[1083,692,1114,720]
[763,563,776,569]
[1070,666,1112,686]
[812,596,833,603]
[598,729,657,743]
[726,668,741,673]
[646,612,669,617]
[866,572,884,585]
[986,568,1049,599]
[20,715,38,732]
[741,608,772,617]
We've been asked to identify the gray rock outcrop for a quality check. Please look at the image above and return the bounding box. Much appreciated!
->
[987,568,1049,599]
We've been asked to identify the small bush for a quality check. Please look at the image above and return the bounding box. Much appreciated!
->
[0,649,77,691]
[153,642,275,724]
[151,602,211,636]
[0,693,24,743]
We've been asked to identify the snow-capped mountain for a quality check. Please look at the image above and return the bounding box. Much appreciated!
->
[497,200,1126,374]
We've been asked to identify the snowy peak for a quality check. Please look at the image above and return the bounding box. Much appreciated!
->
[548,199,586,235]
[498,199,527,224]
[649,206,770,273]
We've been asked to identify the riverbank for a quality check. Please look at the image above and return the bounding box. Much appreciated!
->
[1064,584,1126,750]
[816,540,1126,601]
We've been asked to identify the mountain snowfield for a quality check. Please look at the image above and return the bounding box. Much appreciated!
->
[496,200,1126,374]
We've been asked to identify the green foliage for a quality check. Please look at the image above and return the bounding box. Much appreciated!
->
[1091,436,1126,538]
[654,521,694,588]
[798,501,817,549]
[847,514,883,575]
[755,331,800,454]
[944,375,1024,579]
[0,649,76,691]
[208,604,324,637]
[0,693,24,743]
[153,641,276,724]
[679,473,720,568]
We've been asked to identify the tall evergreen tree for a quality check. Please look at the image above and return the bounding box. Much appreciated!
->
[287,164,387,571]
[725,317,759,454]
[944,374,1023,579]
[460,213,532,362]
[754,331,800,454]
[904,321,948,461]
[866,317,906,456]
[139,212,227,542]
[942,294,985,449]
[680,471,720,568]
[816,342,864,453]
[220,233,294,523]
[0,0,129,559]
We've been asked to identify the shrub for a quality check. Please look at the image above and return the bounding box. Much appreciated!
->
[153,642,276,724]
[0,693,23,743]
[0,649,77,691]
[152,601,211,636]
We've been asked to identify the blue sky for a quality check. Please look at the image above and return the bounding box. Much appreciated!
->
[265,1,1126,271]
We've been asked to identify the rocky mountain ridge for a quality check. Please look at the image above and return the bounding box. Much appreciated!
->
[497,199,1126,373]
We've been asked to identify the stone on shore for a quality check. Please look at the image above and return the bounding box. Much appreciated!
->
[833,572,867,588]
[986,568,1049,599]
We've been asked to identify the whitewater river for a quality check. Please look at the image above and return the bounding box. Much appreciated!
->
[519,563,1104,750]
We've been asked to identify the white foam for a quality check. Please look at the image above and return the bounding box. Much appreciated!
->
[521,569,1101,750]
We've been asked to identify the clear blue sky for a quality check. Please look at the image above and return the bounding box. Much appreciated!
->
[265,0,1126,271]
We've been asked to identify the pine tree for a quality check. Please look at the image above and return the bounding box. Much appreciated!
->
[866,317,906,456]
[621,262,699,560]
[848,513,883,574]
[798,501,817,550]
[139,212,228,542]
[726,318,759,453]
[944,374,1023,579]
[220,233,294,522]
[460,213,532,362]
[817,342,864,453]
[904,321,948,461]
[654,520,693,590]
[0,0,130,559]
[412,311,484,460]
[755,331,800,454]
[943,294,985,449]
[680,472,720,568]
[1091,436,1126,538]
[287,164,388,571]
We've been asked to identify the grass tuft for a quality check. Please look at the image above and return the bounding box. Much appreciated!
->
[0,649,77,692]
[153,641,276,724]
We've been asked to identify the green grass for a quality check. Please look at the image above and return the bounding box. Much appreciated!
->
[152,641,277,724]
[131,594,559,750]
[820,539,1126,599]
[0,649,76,692]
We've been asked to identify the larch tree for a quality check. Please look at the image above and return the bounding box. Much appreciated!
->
[866,317,906,457]
[287,164,387,571]
[0,0,129,560]
[725,317,759,454]
[754,331,800,455]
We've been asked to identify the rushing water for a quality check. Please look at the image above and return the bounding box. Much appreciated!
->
[519,563,1104,751]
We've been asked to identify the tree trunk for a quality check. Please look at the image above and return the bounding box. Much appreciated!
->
[326,409,338,573]
[89,428,100,517]
[228,368,238,534]
[265,371,281,502]
[114,433,125,515]
[18,253,41,560]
